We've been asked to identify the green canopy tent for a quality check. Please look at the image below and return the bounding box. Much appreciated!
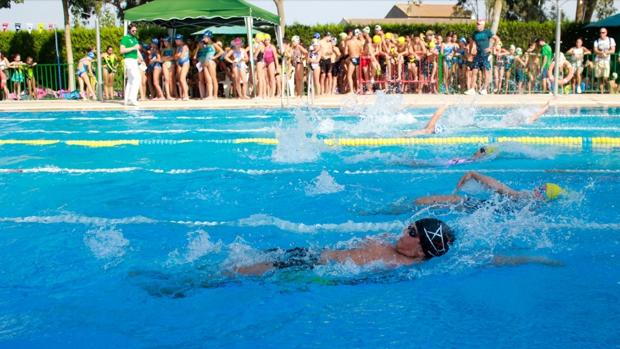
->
[192,25,265,36]
[586,12,620,28]
[123,0,283,98]
[124,0,279,28]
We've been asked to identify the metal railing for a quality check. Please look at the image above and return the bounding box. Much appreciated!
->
[437,53,619,95]
[1,53,618,100]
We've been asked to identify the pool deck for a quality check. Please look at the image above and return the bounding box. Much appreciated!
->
[0,94,619,112]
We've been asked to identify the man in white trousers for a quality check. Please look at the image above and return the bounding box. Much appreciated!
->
[120,24,142,106]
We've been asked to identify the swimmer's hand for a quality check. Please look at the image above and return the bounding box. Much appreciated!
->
[491,256,564,267]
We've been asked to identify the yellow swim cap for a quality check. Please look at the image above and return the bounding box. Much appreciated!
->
[483,145,497,155]
[263,33,271,41]
[385,32,393,40]
[543,183,565,201]
[429,41,436,49]
[398,36,405,44]
[373,35,381,44]
[255,33,264,41]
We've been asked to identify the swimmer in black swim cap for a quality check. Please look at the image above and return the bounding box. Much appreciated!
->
[233,218,455,275]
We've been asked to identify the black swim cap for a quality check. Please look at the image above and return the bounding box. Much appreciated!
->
[415,218,455,259]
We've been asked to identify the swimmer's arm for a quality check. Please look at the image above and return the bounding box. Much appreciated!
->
[407,104,449,136]
[456,171,521,198]
[233,262,275,276]
[528,101,550,123]
[415,194,464,206]
[491,256,563,267]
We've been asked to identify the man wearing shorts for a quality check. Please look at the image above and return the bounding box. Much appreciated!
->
[538,38,553,93]
[467,20,499,95]
[593,27,616,93]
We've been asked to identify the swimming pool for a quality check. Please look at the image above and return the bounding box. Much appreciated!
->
[1,97,619,348]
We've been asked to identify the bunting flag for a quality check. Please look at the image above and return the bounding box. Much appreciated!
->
[37,23,44,33]
[48,23,54,31]
[1,23,8,32]
[14,23,21,32]
[26,23,33,33]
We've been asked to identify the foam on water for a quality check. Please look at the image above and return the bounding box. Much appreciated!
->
[272,108,326,163]
[305,170,344,196]
[167,230,223,265]
[83,226,130,268]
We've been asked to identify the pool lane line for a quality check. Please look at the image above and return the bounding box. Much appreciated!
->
[2,167,620,176]
[0,136,619,148]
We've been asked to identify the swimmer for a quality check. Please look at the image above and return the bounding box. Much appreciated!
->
[407,101,550,136]
[441,144,498,166]
[400,144,498,167]
[234,218,455,275]
[415,171,566,208]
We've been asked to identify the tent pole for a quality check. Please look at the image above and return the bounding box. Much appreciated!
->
[123,20,128,101]
[276,25,285,108]
[95,14,103,101]
[245,17,257,98]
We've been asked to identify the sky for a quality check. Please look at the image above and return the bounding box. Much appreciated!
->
[0,0,618,29]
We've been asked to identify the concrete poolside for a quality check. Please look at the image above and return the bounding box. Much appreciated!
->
[0,94,619,112]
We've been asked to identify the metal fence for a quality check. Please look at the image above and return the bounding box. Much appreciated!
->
[434,53,619,95]
[4,62,125,100]
[2,52,619,100]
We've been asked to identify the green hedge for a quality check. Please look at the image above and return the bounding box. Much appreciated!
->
[0,21,601,64]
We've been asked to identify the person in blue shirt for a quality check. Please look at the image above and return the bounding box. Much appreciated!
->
[466,20,499,95]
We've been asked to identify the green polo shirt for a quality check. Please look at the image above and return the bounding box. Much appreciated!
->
[120,34,139,59]
[541,44,552,69]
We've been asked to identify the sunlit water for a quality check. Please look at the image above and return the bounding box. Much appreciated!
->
[1,97,619,348]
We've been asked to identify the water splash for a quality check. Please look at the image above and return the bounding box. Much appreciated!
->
[167,230,223,265]
[83,226,130,268]
[272,108,326,163]
[305,170,344,196]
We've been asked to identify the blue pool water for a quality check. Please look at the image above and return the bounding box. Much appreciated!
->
[1,97,620,348]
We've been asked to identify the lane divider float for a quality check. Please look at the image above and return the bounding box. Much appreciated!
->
[0,136,619,148]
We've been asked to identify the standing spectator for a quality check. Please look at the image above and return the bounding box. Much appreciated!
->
[593,27,616,93]
[537,38,553,93]
[102,46,119,100]
[24,56,37,100]
[120,24,143,106]
[566,38,590,94]
[75,50,96,100]
[0,51,10,100]
[9,54,25,100]
[467,20,499,95]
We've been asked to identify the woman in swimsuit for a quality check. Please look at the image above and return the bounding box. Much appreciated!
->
[566,38,591,94]
[102,46,119,100]
[0,52,10,100]
[161,37,176,99]
[8,54,26,100]
[263,34,280,98]
[174,34,191,100]
[24,56,37,100]
[502,45,516,94]
[441,33,457,93]
[201,31,224,99]
[149,38,164,100]
[224,37,249,99]
[290,36,307,97]
[492,40,506,93]
[253,33,267,98]
[308,41,321,95]
[75,50,96,100]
